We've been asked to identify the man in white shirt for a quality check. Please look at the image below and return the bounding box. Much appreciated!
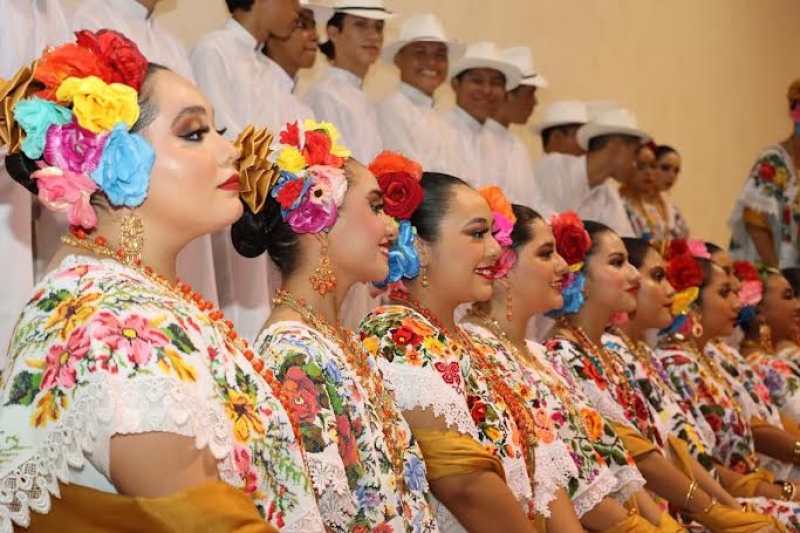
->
[531,99,587,157]
[1,0,70,367]
[486,46,548,213]
[444,42,521,191]
[532,107,649,236]
[377,13,464,174]
[191,0,301,343]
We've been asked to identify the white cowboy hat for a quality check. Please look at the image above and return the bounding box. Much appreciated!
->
[330,0,395,20]
[576,107,651,150]
[530,100,588,134]
[381,13,465,61]
[449,41,522,91]
[300,0,334,25]
[502,46,548,88]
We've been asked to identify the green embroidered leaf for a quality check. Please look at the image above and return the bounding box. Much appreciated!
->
[5,371,43,407]
[299,423,325,453]
[36,289,72,312]
[163,323,196,353]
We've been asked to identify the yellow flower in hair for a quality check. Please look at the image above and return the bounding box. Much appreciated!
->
[775,167,788,189]
[277,146,307,174]
[303,119,351,158]
[672,287,699,316]
[56,76,139,133]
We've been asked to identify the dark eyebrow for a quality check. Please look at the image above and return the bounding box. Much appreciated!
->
[368,188,383,199]
[464,217,490,226]
[171,105,207,127]
[608,251,626,260]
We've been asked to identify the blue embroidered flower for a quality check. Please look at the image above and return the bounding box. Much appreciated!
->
[15,97,72,159]
[323,359,342,383]
[546,272,586,318]
[374,220,420,288]
[90,122,154,207]
[403,455,428,492]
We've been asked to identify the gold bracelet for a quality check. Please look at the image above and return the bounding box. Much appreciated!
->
[793,441,800,465]
[683,480,699,509]
[698,497,718,514]
[782,482,796,501]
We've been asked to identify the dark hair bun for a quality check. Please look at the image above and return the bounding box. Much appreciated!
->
[5,153,40,195]
[231,195,301,272]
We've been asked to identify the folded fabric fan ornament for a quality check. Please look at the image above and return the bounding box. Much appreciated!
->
[369,150,424,294]
[234,124,278,215]
[0,29,155,230]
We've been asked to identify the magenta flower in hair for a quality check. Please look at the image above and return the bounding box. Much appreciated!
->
[43,119,107,174]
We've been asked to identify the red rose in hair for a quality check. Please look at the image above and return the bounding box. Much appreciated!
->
[758,162,776,181]
[550,211,591,267]
[733,260,760,282]
[302,130,343,167]
[378,172,424,219]
[75,30,147,90]
[666,254,703,291]
[34,43,112,100]
[668,239,690,260]
[279,121,301,147]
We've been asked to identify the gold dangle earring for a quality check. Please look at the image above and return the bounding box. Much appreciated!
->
[119,210,144,265]
[501,278,513,320]
[760,323,774,353]
[691,312,704,339]
[310,241,336,296]
[421,265,429,288]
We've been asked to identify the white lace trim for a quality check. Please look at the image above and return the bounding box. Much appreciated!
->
[377,358,478,439]
[306,445,357,530]
[582,381,631,426]
[282,509,327,533]
[608,465,646,505]
[0,376,234,533]
[572,466,619,518]
[533,438,579,518]
[502,455,533,507]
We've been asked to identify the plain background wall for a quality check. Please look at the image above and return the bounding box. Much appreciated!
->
[67,0,800,246]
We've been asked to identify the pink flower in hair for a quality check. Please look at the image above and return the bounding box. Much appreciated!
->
[687,239,711,259]
[490,248,517,279]
[43,119,107,174]
[738,279,764,308]
[33,166,98,229]
[493,212,514,248]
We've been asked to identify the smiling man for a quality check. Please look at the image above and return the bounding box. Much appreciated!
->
[377,13,465,174]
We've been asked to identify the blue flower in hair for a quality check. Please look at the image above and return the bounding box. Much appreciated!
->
[90,122,154,207]
[546,271,586,318]
[375,220,420,288]
[736,306,758,328]
[659,314,688,337]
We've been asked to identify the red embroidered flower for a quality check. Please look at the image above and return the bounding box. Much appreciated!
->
[550,211,591,267]
[468,395,487,424]
[434,361,461,385]
[275,178,307,209]
[75,29,148,91]
[391,326,421,347]
[758,162,776,181]
[378,172,424,219]
[279,121,301,147]
[335,414,359,468]
[666,254,703,291]
[733,260,760,282]
[581,357,607,389]
[282,367,322,423]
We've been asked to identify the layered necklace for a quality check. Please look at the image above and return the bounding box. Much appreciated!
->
[464,308,587,433]
[271,289,407,493]
[682,338,743,414]
[389,290,538,514]
[611,327,672,390]
[62,228,303,441]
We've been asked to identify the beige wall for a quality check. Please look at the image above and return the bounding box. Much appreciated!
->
[85,0,800,245]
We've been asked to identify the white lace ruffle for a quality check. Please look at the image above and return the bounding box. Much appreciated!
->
[608,464,646,506]
[307,445,357,529]
[281,509,327,533]
[377,359,479,439]
[0,375,234,533]
[502,455,533,507]
[572,466,619,518]
[533,438,579,517]
[582,381,630,426]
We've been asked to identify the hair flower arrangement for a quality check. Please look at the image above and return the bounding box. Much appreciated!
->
[659,239,704,336]
[546,211,592,318]
[369,151,424,294]
[1,29,153,230]
[732,260,764,327]
[269,120,350,234]
[477,186,517,279]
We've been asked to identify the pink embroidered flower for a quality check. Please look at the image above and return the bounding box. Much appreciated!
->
[43,119,107,173]
[42,326,91,390]
[434,360,461,386]
[93,311,170,365]
[33,166,98,229]
[738,280,763,308]
[233,445,259,494]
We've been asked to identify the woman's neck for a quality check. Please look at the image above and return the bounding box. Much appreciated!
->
[277,274,353,327]
[568,306,612,346]
[399,286,457,331]
[474,296,531,347]
[621,318,646,343]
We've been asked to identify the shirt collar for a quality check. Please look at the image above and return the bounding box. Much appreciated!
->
[398,82,434,109]
[485,118,507,135]
[261,56,297,93]
[224,17,260,51]
[327,66,364,89]
[452,105,485,133]
[107,0,151,20]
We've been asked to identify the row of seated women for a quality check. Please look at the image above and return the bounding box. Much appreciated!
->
[3,29,800,533]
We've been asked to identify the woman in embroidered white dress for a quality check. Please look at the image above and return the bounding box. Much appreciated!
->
[459,198,674,531]
[0,32,323,533]
[233,142,438,531]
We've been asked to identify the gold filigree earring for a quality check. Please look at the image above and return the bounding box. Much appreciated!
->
[310,242,336,296]
[119,210,144,265]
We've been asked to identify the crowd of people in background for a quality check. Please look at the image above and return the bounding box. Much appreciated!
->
[2,0,800,532]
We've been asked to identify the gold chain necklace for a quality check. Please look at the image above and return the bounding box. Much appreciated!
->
[271,289,406,494]
[686,340,743,413]
[611,327,671,389]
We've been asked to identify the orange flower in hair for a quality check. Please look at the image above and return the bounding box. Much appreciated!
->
[34,44,112,101]
[369,150,422,182]
[478,185,516,225]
